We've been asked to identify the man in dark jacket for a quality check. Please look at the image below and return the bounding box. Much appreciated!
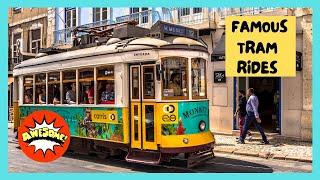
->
[234,90,252,140]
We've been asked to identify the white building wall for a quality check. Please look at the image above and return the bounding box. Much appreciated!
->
[281,32,303,138]
[199,10,311,140]
[201,28,234,134]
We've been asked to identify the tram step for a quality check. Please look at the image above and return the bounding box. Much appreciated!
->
[125,149,161,165]
[187,148,214,168]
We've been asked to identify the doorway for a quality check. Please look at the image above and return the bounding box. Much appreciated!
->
[236,77,281,133]
[129,64,158,150]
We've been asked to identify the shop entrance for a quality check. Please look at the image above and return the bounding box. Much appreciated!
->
[236,77,281,133]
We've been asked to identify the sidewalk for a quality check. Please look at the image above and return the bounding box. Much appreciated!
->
[214,133,312,163]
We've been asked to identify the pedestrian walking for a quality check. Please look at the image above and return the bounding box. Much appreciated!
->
[234,90,252,140]
[237,88,269,144]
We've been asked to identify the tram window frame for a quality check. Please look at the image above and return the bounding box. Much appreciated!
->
[131,66,140,100]
[48,72,61,104]
[23,75,34,104]
[161,57,189,100]
[35,73,47,104]
[97,66,115,105]
[142,66,155,100]
[78,68,95,104]
[191,58,207,99]
[62,70,76,104]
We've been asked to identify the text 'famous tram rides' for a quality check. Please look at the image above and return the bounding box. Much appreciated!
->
[12,21,215,167]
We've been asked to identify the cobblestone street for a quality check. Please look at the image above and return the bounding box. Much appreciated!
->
[214,133,312,163]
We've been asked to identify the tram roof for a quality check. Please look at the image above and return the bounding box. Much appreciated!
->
[14,36,207,70]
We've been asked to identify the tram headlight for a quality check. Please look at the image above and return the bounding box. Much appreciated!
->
[183,138,189,144]
[199,120,206,131]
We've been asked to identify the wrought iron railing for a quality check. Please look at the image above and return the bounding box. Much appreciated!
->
[116,10,161,28]
[53,10,164,46]
[78,19,115,29]
[219,7,277,19]
[53,27,75,45]
[178,13,214,25]
[53,19,115,46]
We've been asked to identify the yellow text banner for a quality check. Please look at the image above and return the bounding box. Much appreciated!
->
[226,16,296,77]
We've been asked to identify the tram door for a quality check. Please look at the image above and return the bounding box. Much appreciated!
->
[130,64,157,150]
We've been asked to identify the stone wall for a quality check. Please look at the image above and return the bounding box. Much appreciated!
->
[8,8,48,26]
[301,14,312,141]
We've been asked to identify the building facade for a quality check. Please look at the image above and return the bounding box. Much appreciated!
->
[8,8,49,115]
[181,8,312,141]
[9,7,312,140]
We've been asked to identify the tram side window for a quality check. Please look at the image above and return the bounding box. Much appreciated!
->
[48,72,61,104]
[191,58,206,99]
[23,75,34,104]
[162,57,188,100]
[97,66,115,104]
[79,68,94,104]
[35,73,46,104]
[63,70,76,104]
[131,67,140,100]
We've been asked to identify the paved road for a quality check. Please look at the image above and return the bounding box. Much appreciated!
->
[8,128,311,173]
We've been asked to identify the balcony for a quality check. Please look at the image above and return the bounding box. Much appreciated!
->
[152,8,217,30]
[217,8,288,26]
[176,13,215,30]
[218,8,277,19]
[116,10,161,28]
[53,27,74,46]
[53,10,163,47]
[53,19,114,47]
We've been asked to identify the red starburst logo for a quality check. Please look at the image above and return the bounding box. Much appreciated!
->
[18,110,70,162]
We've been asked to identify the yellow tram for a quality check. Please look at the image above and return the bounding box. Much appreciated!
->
[12,21,215,167]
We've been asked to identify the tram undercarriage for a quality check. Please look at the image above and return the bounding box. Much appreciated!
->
[68,137,214,168]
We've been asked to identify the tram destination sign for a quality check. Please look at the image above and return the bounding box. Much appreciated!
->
[151,21,198,40]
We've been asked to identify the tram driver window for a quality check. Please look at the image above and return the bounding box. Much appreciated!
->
[79,68,94,104]
[162,57,188,100]
[191,58,206,99]
[35,73,47,104]
[48,72,61,104]
[63,70,76,104]
[97,66,115,104]
[23,75,34,104]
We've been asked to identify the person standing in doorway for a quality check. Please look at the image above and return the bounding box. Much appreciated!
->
[234,90,252,140]
[237,88,269,144]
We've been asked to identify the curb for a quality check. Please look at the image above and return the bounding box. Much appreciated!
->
[215,148,312,163]
[233,150,259,157]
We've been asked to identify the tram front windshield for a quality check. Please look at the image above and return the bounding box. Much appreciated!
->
[162,57,188,99]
